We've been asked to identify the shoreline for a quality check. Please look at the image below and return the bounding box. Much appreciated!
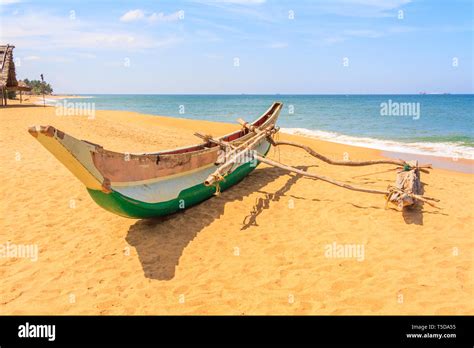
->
[281,127,474,162]
[20,97,474,174]
[26,95,474,164]
[383,151,473,174]
[30,95,94,107]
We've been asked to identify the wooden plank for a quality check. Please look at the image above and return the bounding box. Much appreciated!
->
[387,160,423,209]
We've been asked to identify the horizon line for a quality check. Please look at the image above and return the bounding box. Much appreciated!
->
[52,93,474,96]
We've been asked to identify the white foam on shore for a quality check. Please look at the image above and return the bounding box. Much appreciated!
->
[32,98,56,106]
[33,96,94,106]
[281,128,474,160]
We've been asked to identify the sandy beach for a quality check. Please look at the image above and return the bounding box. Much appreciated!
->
[1,101,472,315]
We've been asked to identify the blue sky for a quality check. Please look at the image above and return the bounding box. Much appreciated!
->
[1,0,472,94]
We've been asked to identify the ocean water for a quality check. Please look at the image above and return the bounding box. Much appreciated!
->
[52,94,474,159]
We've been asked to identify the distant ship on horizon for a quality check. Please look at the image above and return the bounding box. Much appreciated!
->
[419,91,451,95]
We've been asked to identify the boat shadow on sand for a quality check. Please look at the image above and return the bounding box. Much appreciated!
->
[399,182,447,225]
[126,166,436,280]
[126,165,312,281]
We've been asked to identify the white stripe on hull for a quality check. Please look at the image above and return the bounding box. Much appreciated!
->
[112,139,271,203]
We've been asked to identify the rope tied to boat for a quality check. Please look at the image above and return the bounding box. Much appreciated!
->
[201,134,216,146]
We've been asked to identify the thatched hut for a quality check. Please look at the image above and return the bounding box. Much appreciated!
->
[0,44,31,106]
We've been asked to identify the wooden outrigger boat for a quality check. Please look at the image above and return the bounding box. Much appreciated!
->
[28,102,283,218]
[29,101,440,219]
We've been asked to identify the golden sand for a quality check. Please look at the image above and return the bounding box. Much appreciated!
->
[0,101,472,315]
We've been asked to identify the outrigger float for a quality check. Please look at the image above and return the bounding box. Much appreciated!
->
[28,102,439,219]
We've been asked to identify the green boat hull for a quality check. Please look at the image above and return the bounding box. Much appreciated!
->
[87,159,260,219]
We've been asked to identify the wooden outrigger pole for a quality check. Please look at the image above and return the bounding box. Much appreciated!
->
[198,118,440,210]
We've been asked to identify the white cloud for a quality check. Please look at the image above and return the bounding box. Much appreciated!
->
[120,9,183,23]
[149,11,183,22]
[196,0,272,22]
[74,33,181,49]
[76,33,144,48]
[120,9,145,22]
[314,0,411,18]
[1,12,182,50]
[345,0,411,9]
[320,29,392,46]
[319,24,414,46]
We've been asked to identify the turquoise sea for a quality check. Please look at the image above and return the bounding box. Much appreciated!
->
[49,94,474,159]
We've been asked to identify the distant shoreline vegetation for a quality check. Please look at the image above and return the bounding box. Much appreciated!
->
[7,79,53,99]
[22,79,53,95]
